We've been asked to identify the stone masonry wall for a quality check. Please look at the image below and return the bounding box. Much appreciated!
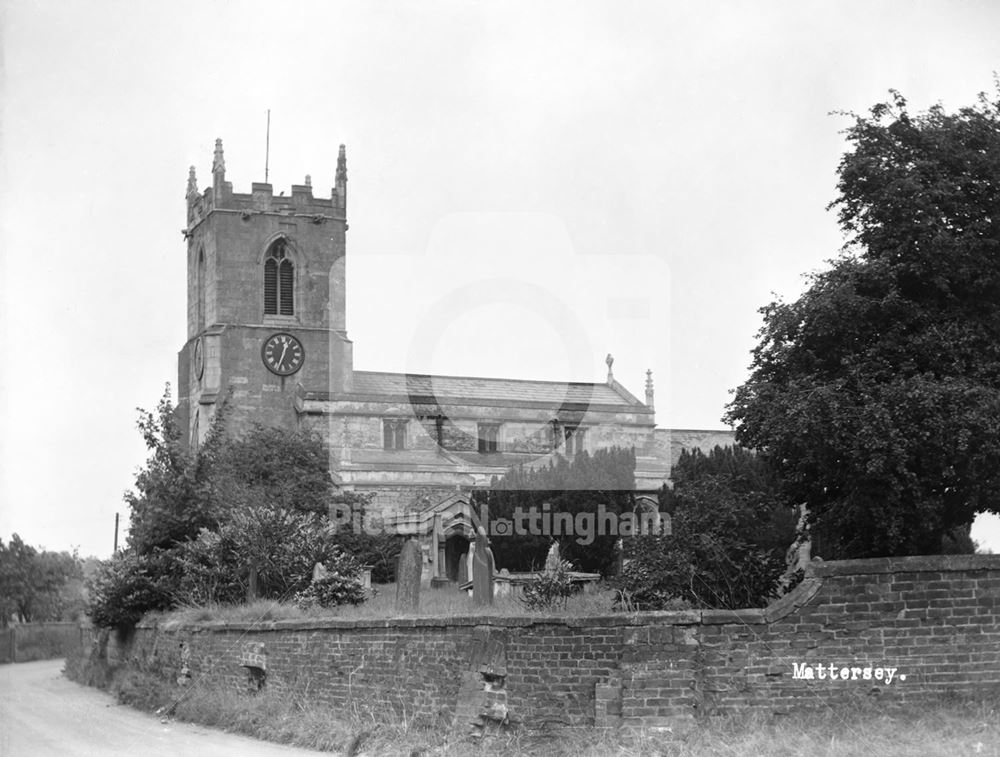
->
[98,555,1000,730]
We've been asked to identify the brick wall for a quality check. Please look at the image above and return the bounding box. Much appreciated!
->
[96,555,1000,730]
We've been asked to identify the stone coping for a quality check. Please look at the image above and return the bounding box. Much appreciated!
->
[810,554,1000,576]
[123,554,1000,634]
[147,609,767,634]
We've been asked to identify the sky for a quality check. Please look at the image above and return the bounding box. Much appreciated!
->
[2,1,1000,558]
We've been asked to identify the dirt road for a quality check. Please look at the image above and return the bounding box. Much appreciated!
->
[0,659,325,756]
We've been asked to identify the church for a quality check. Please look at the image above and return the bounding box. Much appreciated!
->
[176,139,734,579]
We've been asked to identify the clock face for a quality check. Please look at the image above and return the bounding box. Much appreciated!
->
[262,332,305,376]
[193,337,205,380]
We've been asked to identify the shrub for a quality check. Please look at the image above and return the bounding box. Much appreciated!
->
[169,506,367,606]
[327,492,404,584]
[172,529,245,606]
[476,447,637,576]
[87,550,175,630]
[618,446,795,610]
[519,560,577,611]
[292,548,366,609]
[618,532,784,611]
[293,573,366,609]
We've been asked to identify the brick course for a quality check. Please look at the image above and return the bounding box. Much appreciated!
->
[92,555,1000,730]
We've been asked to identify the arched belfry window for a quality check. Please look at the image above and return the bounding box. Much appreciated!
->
[264,239,294,316]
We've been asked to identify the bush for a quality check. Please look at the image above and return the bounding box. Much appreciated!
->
[476,448,637,576]
[618,532,784,611]
[519,560,577,611]
[110,392,401,627]
[171,529,245,606]
[292,548,366,609]
[293,573,366,609]
[168,505,373,606]
[328,493,404,584]
[618,446,796,610]
[87,550,175,631]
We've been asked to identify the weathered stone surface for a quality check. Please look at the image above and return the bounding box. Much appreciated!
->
[453,670,485,729]
[176,641,192,686]
[238,642,266,668]
[472,530,494,607]
[470,628,507,677]
[395,539,422,611]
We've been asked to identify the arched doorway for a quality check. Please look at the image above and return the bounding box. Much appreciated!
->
[444,532,471,582]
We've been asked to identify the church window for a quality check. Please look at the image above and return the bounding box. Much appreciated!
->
[478,423,500,453]
[383,419,408,450]
[563,425,586,455]
[264,240,294,316]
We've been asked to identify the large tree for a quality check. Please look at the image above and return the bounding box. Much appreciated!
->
[619,446,795,610]
[89,389,371,627]
[726,89,1000,558]
[0,535,82,624]
[125,388,208,554]
[475,447,637,575]
[125,389,337,555]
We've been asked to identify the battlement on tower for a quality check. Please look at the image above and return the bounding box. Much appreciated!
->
[184,139,347,232]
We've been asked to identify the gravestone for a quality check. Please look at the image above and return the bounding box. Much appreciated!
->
[544,541,561,573]
[395,539,422,611]
[472,528,494,606]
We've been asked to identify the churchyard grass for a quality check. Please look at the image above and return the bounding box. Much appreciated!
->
[156,582,626,627]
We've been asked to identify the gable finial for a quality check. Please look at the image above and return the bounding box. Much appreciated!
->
[645,369,655,408]
[606,353,614,383]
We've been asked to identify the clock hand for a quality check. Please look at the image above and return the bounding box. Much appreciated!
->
[278,343,288,365]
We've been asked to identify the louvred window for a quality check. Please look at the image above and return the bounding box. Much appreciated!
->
[263,240,293,316]
[279,259,293,315]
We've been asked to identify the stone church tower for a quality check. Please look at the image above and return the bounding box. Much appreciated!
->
[177,139,353,447]
[176,139,735,580]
